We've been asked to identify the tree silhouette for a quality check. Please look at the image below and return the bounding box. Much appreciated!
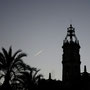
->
[14,65,43,90]
[0,46,27,89]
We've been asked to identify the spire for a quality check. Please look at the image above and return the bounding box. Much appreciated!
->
[64,24,79,43]
[84,65,87,73]
[67,24,75,41]
[49,73,51,80]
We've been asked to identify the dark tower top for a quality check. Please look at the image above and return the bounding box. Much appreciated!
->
[64,24,79,44]
[62,25,81,88]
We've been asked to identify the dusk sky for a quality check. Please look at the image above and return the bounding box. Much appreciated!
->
[0,0,90,80]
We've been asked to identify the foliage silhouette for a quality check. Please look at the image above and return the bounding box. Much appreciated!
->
[0,46,27,89]
[14,65,43,90]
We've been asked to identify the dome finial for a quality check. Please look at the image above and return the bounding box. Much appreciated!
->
[67,24,75,41]
[70,24,72,27]
[63,25,79,45]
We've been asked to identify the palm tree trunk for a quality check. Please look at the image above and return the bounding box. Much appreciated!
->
[2,71,11,90]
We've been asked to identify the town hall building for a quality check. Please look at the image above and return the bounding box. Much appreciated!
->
[62,24,90,90]
[38,25,90,90]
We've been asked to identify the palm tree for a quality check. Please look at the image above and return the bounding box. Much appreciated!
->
[14,65,43,90]
[0,46,27,89]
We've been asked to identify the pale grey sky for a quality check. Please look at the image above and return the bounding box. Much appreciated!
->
[0,0,90,80]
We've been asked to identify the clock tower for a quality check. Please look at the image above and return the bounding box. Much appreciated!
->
[62,24,81,88]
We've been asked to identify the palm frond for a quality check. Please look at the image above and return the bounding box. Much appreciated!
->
[35,74,43,80]
[0,74,4,79]
[8,46,12,57]
[0,54,6,65]
[2,47,8,60]
[13,59,24,65]
[0,52,5,60]
[12,77,25,84]
[11,53,27,68]
[19,71,29,77]
[10,59,24,71]
[0,63,6,69]
[12,49,22,59]
[15,53,27,60]
[0,52,7,68]
[33,69,40,79]
[24,65,35,71]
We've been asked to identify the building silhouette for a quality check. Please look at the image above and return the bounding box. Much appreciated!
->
[62,24,81,89]
[38,24,90,90]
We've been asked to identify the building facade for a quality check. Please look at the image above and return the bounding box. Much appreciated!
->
[38,25,90,90]
[62,24,90,90]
